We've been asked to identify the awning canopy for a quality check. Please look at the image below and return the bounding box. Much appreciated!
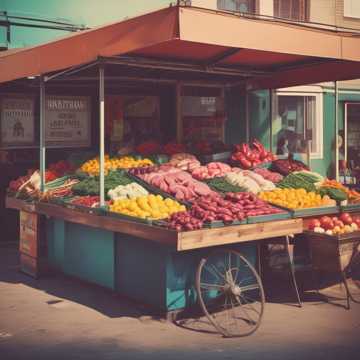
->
[1,5,360,89]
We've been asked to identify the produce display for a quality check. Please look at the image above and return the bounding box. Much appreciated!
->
[108,183,149,201]
[231,140,276,169]
[193,140,230,155]
[80,155,153,176]
[318,187,347,202]
[191,162,232,180]
[135,141,162,156]
[168,153,201,172]
[190,193,246,223]
[48,160,74,178]
[224,192,284,217]
[109,194,186,220]
[167,211,204,231]
[163,142,187,155]
[190,192,283,224]
[138,166,215,202]
[308,213,360,235]
[70,196,101,208]
[277,172,317,193]
[42,176,79,201]
[204,177,247,193]
[8,137,360,234]
[225,170,275,194]
[253,168,283,183]
[72,171,133,197]
[259,188,336,209]
[320,179,360,204]
[8,160,74,193]
[271,154,309,176]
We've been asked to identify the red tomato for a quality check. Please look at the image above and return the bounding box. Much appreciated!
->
[334,220,344,228]
[308,219,321,230]
[340,213,353,225]
[352,216,360,228]
[331,217,339,222]
[324,221,335,230]
[320,216,332,229]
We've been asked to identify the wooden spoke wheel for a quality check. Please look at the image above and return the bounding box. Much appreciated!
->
[346,244,360,303]
[196,249,265,337]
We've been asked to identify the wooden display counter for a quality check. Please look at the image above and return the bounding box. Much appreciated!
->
[7,197,303,251]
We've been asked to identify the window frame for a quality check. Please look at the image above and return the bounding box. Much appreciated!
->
[273,0,309,22]
[344,0,360,19]
[273,90,323,160]
[217,0,258,14]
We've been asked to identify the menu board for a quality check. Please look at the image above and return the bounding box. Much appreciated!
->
[45,95,91,147]
[1,96,35,146]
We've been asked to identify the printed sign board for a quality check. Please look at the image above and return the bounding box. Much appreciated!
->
[45,96,91,147]
[1,96,35,146]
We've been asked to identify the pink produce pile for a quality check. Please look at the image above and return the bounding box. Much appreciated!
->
[191,162,233,180]
[168,153,201,172]
[138,165,216,202]
[253,168,283,183]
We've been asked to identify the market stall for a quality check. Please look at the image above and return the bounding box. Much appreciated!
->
[2,5,360,336]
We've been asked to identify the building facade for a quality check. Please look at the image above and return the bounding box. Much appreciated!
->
[1,0,360,177]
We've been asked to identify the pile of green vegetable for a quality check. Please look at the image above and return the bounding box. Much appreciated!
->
[72,171,133,198]
[318,187,347,202]
[204,177,247,193]
[276,172,317,192]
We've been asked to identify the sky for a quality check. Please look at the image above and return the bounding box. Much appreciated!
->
[0,0,173,47]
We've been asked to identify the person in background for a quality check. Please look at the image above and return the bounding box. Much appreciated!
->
[294,139,308,165]
[276,137,289,156]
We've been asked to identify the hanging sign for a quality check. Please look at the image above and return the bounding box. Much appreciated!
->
[1,96,35,146]
[45,95,91,147]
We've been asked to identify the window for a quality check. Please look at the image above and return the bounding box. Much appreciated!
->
[274,0,308,21]
[217,0,256,14]
[272,92,323,159]
[344,0,360,19]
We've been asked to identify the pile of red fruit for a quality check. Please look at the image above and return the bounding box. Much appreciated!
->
[231,140,276,169]
[163,142,187,155]
[308,213,360,235]
[168,211,203,232]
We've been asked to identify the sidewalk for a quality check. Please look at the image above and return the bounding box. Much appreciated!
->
[0,246,359,360]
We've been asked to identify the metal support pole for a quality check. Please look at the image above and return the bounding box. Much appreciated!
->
[335,81,339,181]
[99,65,105,206]
[245,90,250,142]
[39,75,46,192]
[269,89,273,152]
[176,82,183,143]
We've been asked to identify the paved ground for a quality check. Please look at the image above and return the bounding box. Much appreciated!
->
[0,245,359,360]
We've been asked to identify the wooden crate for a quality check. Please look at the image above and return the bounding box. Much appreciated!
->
[306,231,360,272]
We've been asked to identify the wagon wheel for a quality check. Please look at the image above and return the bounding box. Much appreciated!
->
[196,249,265,337]
[346,244,360,303]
